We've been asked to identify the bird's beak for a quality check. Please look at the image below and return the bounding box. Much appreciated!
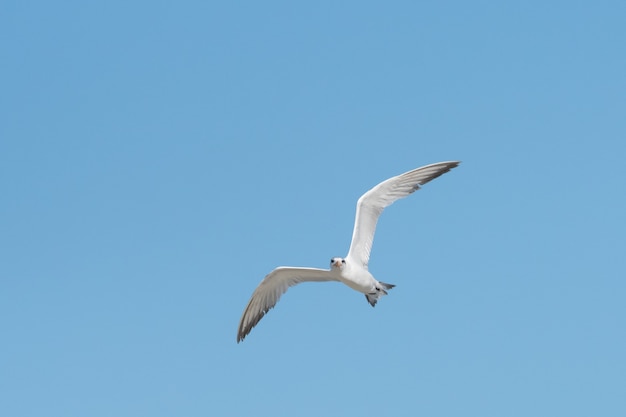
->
[333,260,342,267]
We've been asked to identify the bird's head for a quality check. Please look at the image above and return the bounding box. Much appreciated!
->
[330,257,346,270]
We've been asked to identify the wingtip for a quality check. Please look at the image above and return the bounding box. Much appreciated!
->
[237,324,252,343]
[437,160,461,168]
[237,329,249,343]
[442,160,461,168]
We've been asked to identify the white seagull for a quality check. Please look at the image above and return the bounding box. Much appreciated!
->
[237,161,460,342]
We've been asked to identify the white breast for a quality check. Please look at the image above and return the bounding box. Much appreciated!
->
[339,263,376,293]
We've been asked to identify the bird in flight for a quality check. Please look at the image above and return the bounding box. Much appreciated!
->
[237,161,460,342]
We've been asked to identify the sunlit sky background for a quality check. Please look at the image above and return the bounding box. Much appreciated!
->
[2,1,625,416]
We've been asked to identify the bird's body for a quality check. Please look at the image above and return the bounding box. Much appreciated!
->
[337,260,373,293]
[237,161,460,342]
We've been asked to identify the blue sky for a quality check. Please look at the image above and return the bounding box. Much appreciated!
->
[2,1,625,416]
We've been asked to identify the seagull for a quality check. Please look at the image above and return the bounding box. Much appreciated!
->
[237,161,460,342]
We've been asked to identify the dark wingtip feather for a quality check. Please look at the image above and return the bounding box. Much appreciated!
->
[417,161,461,187]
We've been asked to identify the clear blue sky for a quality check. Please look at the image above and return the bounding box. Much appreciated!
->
[2,1,625,416]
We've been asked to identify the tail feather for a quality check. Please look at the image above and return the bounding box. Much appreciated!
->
[364,281,395,307]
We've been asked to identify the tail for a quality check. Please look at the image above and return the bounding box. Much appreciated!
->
[364,281,396,307]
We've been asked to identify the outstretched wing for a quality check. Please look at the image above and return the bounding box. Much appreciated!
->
[346,161,460,268]
[237,267,339,342]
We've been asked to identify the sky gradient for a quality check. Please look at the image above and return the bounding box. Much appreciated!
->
[2,1,626,416]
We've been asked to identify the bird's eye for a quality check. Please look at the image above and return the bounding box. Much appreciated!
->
[330,259,334,264]
[342,259,346,264]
